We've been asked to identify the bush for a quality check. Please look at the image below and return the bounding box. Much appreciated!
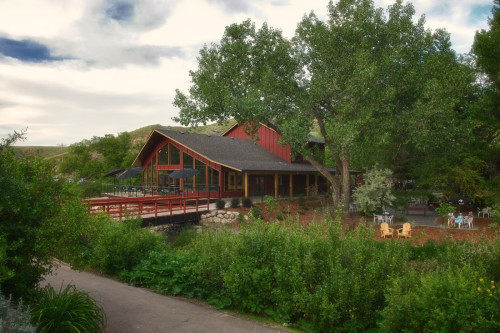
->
[215,199,226,209]
[90,218,167,275]
[0,132,68,299]
[32,284,106,333]
[379,265,500,332]
[230,198,240,208]
[242,197,253,208]
[353,167,396,215]
[0,293,36,333]
[435,202,456,219]
[124,250,202,298]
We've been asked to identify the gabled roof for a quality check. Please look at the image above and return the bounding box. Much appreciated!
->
[222,121,324,144]
[133,129,321,173]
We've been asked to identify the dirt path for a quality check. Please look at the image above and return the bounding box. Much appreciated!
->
[42,263,286,333]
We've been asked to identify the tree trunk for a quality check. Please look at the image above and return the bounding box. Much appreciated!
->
[305,155,341,207]
[341,149,351,211]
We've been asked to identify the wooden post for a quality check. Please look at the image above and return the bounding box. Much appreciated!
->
[306,174,310,196]
[274,174,278,199]
[289,174,293,198]
[244,172,248,198]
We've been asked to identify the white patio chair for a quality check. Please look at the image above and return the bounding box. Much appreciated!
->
[386,215,394,225]
[455,215,464,228]
[373,214,384,224]
[464,216,474,228]
[478,207,491,218]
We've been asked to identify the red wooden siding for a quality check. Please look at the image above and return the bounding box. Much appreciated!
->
[224,124,292,162]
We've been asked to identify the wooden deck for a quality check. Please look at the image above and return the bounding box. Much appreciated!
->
[85,195,211,221]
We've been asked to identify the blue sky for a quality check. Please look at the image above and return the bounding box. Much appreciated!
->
[0,0,494,146]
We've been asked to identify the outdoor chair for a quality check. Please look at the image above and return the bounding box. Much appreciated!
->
[478,207,491,218]
[397,222,412,239]
[455,215,464,228]
[464,216,474,228]
[380,222,395,238]
[385,215,394,225]
[373,214,384,224]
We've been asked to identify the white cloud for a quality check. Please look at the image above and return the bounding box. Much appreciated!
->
[0,0,494,146]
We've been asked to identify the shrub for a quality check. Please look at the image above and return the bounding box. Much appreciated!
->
[230,198,240,208]
[90,218,167,275]
[242,197,253,208]
[0,293,36,333]
[435,202,457,219]
[0,131,68,299]
[32,284,106,333]
[215,199,226,209]
[492,204,500,223]
[352,167,396,214]
[379,265,500,332]
[124,250,202,298]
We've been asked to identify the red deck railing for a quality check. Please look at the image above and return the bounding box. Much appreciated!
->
[85,195,211,220]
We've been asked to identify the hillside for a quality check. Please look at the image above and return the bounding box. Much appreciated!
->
[128,120,237,144]
[12,120,238,159]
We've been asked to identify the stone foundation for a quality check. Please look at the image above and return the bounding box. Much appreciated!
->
[200,210,247,225]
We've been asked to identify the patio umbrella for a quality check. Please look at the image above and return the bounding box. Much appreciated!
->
[104,168,126,177]
[169,168,199,179]
[450,197,472,206]
[117,167,142,180]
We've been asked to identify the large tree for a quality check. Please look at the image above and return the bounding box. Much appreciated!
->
[472,0,500,181]
[473,0,500,94]
[174,0,474,210]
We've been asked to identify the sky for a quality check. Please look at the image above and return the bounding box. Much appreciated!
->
[0,0,494,147]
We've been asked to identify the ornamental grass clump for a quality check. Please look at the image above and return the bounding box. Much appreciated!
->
[32,284,106,333]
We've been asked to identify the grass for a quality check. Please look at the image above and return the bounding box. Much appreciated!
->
[32,284,106,333]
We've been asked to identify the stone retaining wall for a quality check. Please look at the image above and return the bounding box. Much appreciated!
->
[200,210,247,225]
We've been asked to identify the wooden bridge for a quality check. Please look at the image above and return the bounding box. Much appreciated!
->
[85,195,211,221]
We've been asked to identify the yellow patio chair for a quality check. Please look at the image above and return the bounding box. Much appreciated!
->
[397,222,412,239]
[380,222,395,238]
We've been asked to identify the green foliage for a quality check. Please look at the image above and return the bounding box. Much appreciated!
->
[473,0,500,92]
[379,265,500,332]
[0,132,68,299]
[264,195,278,212]
[123,250,202,298]
[90,218,167,275]
[230,197,240,208]
[32,284,106,333]
[353,167,396,214]
[59,132,134,181]
[493,204,500,222]
[171,229,198,249]
[0,293,36,333]
[436,202,457,219]
[215,199,226,210]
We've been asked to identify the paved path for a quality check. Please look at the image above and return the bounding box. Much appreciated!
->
[42,264,286,333]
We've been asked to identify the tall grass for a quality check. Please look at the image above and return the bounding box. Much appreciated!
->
[32,284,106,333]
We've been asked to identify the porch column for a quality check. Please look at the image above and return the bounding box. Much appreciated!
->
[306,174,310,196]
[244,172,248,198]
[274,174,278,199]
[315,175,318,194]
[289,174,293,198]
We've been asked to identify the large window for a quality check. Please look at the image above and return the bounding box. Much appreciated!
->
[169,144,181,165]
[195,159,206,190]
[158,145,168,165]
[182,153,194,190]
[151,155,156,187]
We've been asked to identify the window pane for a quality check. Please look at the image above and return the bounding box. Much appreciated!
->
[195,159,206,191]
[158,145,168,165]
[169,144,180,165]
